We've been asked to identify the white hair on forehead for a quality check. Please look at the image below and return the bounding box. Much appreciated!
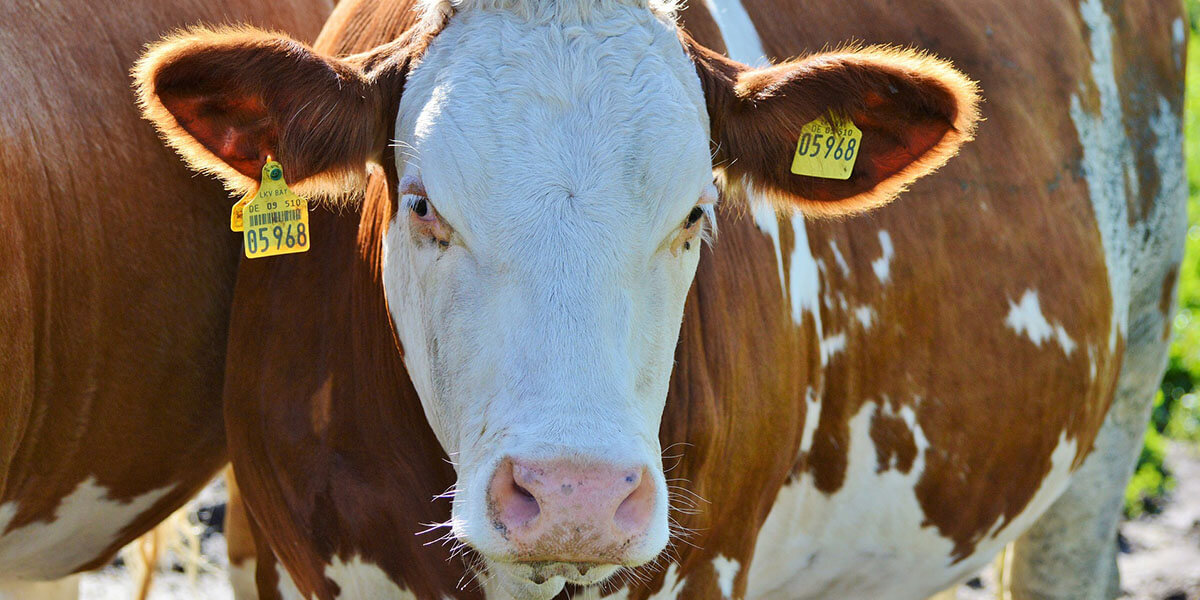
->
[418,0,681,24]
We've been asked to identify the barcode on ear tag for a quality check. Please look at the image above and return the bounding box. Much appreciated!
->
[790,116,862,180]
[241,159,310,258]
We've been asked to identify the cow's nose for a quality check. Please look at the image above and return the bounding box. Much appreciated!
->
[487,457,656,562]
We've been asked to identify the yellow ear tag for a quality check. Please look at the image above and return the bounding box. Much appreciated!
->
[790,115,862,180]
[230,191,251,232]
[241,159,310,258]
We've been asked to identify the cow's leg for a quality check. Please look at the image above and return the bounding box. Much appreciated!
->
[225,467,259,600]
[0,574,81,600]
[224,467,305,600]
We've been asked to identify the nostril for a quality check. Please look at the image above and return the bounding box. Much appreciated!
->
[614,467,655,534]
[514,482,535,500]
[490,460,542,530]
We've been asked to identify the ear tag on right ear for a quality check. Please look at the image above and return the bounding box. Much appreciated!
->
[241,158,311,258]
[790,116,862,180]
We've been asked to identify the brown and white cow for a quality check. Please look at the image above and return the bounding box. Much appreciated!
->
[136,0,1185,597]
[0,1,331,596]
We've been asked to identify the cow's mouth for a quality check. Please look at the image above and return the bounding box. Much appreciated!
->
[487,560,621,599]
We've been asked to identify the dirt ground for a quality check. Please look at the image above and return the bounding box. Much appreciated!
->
[78,443,1200,600]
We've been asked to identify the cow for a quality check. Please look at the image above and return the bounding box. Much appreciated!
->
[134,0,1186,597]
[0,1,332,597]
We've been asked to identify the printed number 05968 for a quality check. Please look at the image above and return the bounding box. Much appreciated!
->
[246,223,308,253]
[796,133,858,162]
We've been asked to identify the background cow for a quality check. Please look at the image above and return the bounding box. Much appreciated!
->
[135,0,1185,598]
[0,1,330,597]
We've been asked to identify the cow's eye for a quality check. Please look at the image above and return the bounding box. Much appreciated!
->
[669,200,716,256]
[411,197,433,220]
[402,192,451,248]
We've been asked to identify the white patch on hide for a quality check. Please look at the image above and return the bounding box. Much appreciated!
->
[229,557,258,600]
[799,387,822,455]
[1071,0,1130,352]
[820,332,846,366]
[700,0,767,65]
[743,400,1082,599]
[871,230,894,284]
[325,555,415,600]
[829,241,851,277]
[1004,289,1077,355]
[751,200,787,305]
[712,555,740,598]
[854,306,875,330]
[0,478,173,580]
[275,562,307,600]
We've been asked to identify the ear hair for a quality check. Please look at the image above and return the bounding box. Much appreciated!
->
[681,31,981,217]
[133,15,448,204]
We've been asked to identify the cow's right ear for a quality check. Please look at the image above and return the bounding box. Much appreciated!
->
[134,27,406,200]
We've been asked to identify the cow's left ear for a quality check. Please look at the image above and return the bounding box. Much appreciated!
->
[684,35,980,217]
[134,27,412,200]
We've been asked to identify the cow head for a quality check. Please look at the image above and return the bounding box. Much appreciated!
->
[136,1,978,596]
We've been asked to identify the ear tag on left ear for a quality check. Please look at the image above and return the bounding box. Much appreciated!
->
[790,116,862,180]
[241,158,311,259]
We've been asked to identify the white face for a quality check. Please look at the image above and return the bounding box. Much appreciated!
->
[381,4,714,595]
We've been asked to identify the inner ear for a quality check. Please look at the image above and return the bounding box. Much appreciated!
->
[135,28,427,200]
[683,33,980,217]
[155,85,277,178]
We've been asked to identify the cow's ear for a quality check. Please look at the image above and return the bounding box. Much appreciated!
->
[685,35,980,217]
[134,27,407,200]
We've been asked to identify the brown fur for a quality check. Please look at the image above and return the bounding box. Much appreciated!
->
[153,0,1182,598]
[684,33,980,216]
[135,27,386,201]
[133,6,449,204]
[0,0,331,581]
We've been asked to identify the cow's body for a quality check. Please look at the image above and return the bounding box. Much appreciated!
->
[145,0,1184,597]
[0,0,330,593]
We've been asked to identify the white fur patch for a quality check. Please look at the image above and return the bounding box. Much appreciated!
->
[871,230,894,284]
[712,555,740,598]
[275,562,307,600]
[853,306,875,330]
[751,201,787,305]
[1071,0,1130,352]
[646,562,686,599]
[1004,289,1077,355]
[743,402,1080,599]
[325,555,415,600]
[0,477,173,580]
[798,387,822,455]
[829,241,851,277]
[229,558,258,600]
[819,332,846,366]
[788,214,823,330]
[699,0,767,65]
